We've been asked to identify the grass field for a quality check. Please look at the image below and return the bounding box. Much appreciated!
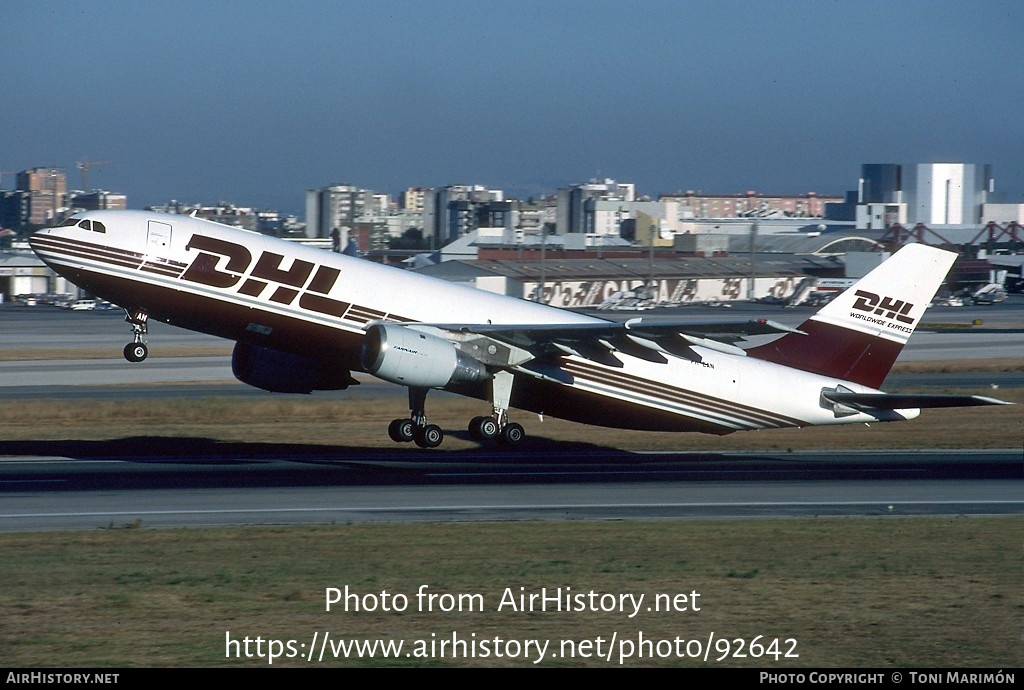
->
[1,518,1020,667]
[0,385,1020,452]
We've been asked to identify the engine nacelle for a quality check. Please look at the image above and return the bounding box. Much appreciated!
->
[361,324,491,389]
[232,342,356,393]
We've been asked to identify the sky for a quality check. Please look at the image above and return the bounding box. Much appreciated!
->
[3,0,1022,216]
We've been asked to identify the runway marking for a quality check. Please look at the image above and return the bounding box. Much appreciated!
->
[425,469,932,478]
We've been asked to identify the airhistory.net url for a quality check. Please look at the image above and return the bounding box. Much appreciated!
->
[225,630,799,665]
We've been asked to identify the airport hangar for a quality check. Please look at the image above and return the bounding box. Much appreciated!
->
[0,251,53,302]
[411,232,897,308]
[405,218,1023,307]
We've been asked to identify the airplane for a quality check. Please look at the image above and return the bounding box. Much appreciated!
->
[29,209,1008,449]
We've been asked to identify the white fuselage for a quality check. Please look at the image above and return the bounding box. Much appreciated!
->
[31,210,906,434]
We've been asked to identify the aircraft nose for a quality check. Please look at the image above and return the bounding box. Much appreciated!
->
[28,226,54,252]
[27,223,70,262]
[28,228,44,247]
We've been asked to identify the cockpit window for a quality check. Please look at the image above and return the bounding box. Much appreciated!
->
[69,219,107,233]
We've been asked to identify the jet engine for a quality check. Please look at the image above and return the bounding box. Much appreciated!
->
[232,342,357,393]
[361,324,491,388]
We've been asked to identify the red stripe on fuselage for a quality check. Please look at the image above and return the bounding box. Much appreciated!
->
[561,359,806,429]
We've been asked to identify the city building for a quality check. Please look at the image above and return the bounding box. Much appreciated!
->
[16,167,67,198]
[0,166,131,232]
[305,183,382,241]
[855,163,993,229]
[71,190,127,212]
[12,167,68,227]
[555,179,636,234]
[144,202,299,235]
[421,184,504,246]
[400,187,428,213]
[0,192,29,232]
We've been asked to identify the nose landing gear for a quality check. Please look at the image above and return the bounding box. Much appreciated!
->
[123,309,150,362]
[123,341,149,363]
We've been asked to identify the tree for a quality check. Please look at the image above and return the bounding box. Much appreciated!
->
[389,227,429,250]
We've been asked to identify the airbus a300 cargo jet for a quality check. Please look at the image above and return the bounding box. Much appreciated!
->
[30,210,1006,448]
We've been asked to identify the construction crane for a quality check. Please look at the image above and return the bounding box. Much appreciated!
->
[77,159,112,190]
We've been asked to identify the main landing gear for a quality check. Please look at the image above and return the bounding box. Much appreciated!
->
[123,309,150,363]
[467,415,525,446]
[388,387,445,448]
[387,371,526,449]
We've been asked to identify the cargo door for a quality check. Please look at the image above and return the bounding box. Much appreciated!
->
[147,220,172,254]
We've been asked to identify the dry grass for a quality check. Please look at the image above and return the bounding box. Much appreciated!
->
[890,357,1024,374]
[0,518,1019,667]
[0,385,1020,452]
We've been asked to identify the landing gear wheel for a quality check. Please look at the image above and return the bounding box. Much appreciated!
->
[498,422,525,447]
[468,416,499,441]
[414,424,444,449]
[388,418,415,443]
[124,342,148,363]
[123,309,150,362]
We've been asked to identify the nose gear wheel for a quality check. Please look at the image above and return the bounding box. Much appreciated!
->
[123,309,150,362]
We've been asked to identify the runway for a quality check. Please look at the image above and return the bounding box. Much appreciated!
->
[0,447,1020,531]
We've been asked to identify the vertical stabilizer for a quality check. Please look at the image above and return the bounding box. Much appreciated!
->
[747,244,956,388]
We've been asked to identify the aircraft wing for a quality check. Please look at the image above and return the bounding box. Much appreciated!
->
[410,317,804,367]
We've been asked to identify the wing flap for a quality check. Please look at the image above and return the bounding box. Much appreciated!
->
[398,317,799,367]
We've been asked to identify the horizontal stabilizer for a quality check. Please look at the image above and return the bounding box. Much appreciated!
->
[821,391,1010,410]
